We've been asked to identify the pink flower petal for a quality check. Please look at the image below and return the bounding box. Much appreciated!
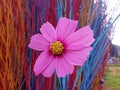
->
[64,47,93,66]
[40,22,56,42]
[42,57,57,77]
[56,58,66,77]
[65,26,95,50]
[62,58,74,74]
[33,51,53,76]
[28,34,50,51]
[56,17,78,40]
[64,53,84,66]
[56,57,74,78]
[67,47,93,58]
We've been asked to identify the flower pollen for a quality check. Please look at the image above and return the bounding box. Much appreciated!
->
[50,41,64,55]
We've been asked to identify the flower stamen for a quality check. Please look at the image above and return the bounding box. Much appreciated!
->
[50,41,64,55]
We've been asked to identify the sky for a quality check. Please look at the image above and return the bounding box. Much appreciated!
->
[106,0,120,46]
[112,18,120,46]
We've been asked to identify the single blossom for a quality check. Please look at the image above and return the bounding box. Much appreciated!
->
[28,17,95,78]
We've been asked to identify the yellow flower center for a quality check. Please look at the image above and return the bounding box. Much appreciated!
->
[50,41,64,55]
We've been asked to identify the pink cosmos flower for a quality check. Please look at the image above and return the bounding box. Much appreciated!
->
[28,17,95,78]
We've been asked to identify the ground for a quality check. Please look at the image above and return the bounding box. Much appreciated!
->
[105,63,120,90]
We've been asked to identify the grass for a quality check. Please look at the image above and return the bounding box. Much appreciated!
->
[117,58,120,61]
[105,65,120,90]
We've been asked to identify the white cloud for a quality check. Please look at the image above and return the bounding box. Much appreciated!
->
[105,0,120,46]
